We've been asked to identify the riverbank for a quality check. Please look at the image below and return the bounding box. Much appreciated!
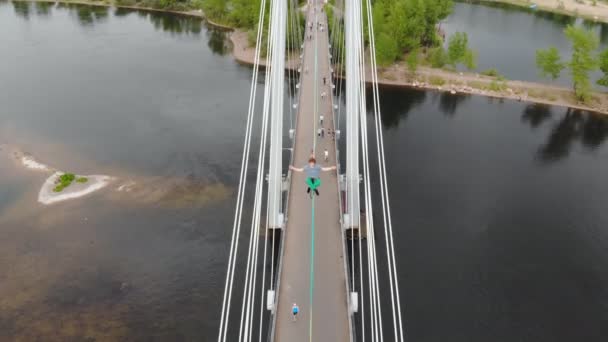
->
[15,0,608,113]
[229,26,608,114]
[12,0,236,30]
[469,0,608,23]
[378,64,608,114]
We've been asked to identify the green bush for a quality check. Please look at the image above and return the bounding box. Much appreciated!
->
[488,80,507,92]
[429,76,446,86]
[428,47,448,68]
[481,68,500,77]
[115,0,138,6]
[53,173,76,192]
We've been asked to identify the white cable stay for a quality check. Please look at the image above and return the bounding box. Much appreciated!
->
[217,0,269,341]
[239,3,276,339]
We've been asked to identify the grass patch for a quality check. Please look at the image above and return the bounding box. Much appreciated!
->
[54,173,76,192]
[467,80,487,90]
[481,68,500,77]
[488,80,507,92]
[53,174,88,192]
[428,76,446,86]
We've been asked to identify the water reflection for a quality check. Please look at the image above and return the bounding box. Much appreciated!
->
[375,87,427,128]
[581,113,608,148]
[537,109,608,162]
[521,103,553,128]
[438,92,470,117]
[207,29,228,55]
[114,7,135,17]
[11,0,30,19]
[149,12,202,36]
[34,1,53,16]
[465,0,577,26]
[57,3,109,26]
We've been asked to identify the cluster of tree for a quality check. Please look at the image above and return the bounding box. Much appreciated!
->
[115,0,196,11]
[427,32,476,70]
[196,0,261,29]
[113,0,262,26]
[371,0,453,66]
[536,25,608,103]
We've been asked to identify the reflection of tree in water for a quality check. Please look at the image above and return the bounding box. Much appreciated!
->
[521,103,552,128]
[532,9,576,27]
[206,29,228,55]
[538,109,608,162]
[34,1,53,16]
[438,92,469,117]
[149,13,202,36]
[368,87,426,129]
[57,3,109,26]
[599,23,608,46]
[114,7,137,17]
[581,114,608,148]
[12,1,31,20]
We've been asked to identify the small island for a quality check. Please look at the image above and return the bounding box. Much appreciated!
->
[39,172,113,205]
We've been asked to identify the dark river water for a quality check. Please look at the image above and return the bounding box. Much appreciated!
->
[1,2,608,341]
[444,1,608,86]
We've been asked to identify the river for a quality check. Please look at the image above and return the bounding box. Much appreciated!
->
[1,2,608,341]
[444,1,608,86]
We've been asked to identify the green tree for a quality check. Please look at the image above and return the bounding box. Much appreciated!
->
[376,32,399,66]
[597,48,608,87]
[200,0,228,21]
[421,0,453,46]
[446,32,475,69]
[429,47,448,68]
[535,47,565,81]
[372,0,454,65]
[564,25,599,103]
[447,32,467,66]
[463,49,477,70]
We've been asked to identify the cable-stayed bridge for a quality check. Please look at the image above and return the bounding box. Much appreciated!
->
[217,0,404,341]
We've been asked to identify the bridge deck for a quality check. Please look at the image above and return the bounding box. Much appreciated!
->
[274,2,350,342]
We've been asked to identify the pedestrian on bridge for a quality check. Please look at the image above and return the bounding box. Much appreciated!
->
[290,157,336,198]
[292,303,299,321]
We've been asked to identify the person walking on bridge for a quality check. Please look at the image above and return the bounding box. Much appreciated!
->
[292,303,299,322]
[290,157,336,198]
